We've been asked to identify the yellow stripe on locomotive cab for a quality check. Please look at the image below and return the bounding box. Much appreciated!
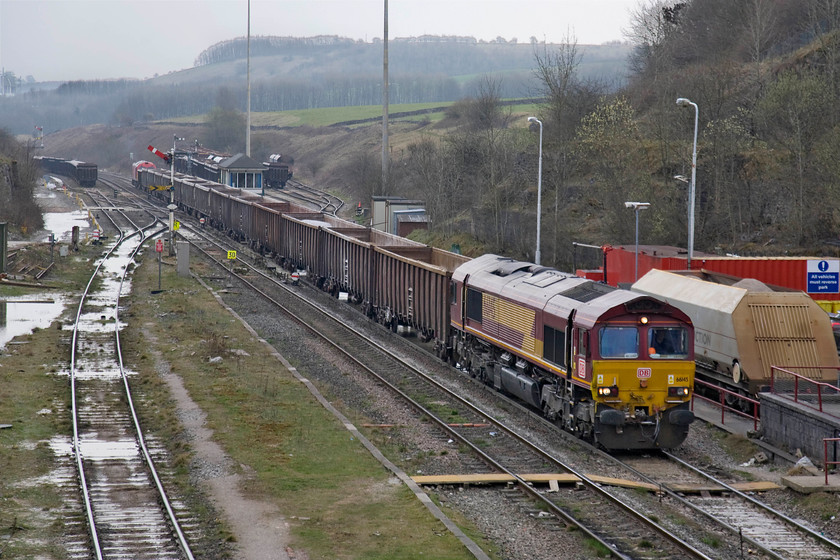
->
[591,360,695,410]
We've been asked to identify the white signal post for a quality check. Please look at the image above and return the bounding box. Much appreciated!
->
[155,238,164,290]
[169,135,184,256]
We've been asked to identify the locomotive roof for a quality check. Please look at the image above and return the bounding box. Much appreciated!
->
[454,254,670,327]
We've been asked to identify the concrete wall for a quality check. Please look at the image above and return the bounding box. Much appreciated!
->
[760,393,840,466]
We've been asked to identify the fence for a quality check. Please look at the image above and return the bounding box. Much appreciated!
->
[825,438,840,485]
[691,377,760,431]
[769,366,840,419]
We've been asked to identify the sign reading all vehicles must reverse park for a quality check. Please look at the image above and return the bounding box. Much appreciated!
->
[807,259,840,293]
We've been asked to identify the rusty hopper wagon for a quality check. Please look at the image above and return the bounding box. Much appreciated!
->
[632,269,840,395]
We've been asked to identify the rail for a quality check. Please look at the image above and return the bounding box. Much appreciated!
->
[824,438,840,485]
[770,366,840,419]
[691,377,760,431]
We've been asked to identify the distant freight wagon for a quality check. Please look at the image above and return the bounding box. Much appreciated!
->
[34,156,98,187]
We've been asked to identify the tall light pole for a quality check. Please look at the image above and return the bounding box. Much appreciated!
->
[245,0,251,157]
[382,0,390,193]
[625,202,650,281]
[528,116,543,266]
[676,97,698,269]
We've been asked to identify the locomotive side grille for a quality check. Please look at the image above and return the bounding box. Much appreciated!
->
[481,293,537,354]
[559,282,614,303]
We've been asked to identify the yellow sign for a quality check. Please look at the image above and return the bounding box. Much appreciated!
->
[227,250,237,260]
[150,185,173,191]
[173,221,180,231]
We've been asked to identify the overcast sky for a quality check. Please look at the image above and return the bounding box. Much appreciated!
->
[0,0,641,82]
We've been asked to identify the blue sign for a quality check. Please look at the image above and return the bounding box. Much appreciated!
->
[807,260,840,293]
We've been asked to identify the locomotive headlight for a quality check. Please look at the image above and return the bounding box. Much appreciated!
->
[597,386,619,397]
[668,386,690,397]
[640,316,649,325]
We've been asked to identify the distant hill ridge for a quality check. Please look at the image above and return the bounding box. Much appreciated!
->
[191,35,632,84]
[194,34,594,67]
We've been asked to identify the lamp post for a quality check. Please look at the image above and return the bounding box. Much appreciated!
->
[676,97,698,269]
[528,116,543,266]
[625,202,650,281]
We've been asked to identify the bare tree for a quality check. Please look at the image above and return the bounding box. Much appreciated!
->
[755,70,833,242]
[742,0,778,87]
[625,0,682,78]
[807,0,840,97]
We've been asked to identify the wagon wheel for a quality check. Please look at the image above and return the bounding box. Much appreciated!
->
[731,361,742,384]
[440,345,450,363]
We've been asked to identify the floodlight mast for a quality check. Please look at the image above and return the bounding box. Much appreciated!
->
[676,97,698,269]
[528,116,543,265]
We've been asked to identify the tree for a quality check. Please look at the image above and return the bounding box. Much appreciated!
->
[531,32,604,264]
[755,70,833,242]
[575,96,650,242]
[206,106,245,153]
[625,0,683,78]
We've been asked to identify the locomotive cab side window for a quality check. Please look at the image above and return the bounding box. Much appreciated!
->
[648,327,689,358]
[577,329,589,358]
[466,288,483,322]
[449,281,457,305]
[599,327,639,359]
[543,326,566,367]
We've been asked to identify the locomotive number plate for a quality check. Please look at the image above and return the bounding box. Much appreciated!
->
[636,368,652,379]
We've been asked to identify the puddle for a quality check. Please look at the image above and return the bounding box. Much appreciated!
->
[0,296,66,350]
[42,211,91,242]
[77,438,140,461]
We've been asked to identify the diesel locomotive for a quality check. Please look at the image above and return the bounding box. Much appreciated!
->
[136,166,696,450]
[451,255,695,449]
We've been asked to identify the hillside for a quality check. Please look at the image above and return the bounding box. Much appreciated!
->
[37,104,475,197]
[0,36,631,137]
[20,2,840,271]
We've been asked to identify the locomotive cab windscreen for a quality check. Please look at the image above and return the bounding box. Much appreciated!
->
[647,327,689,359]
[598,326,639,359]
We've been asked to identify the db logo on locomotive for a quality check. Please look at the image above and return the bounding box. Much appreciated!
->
[636,367,652,379]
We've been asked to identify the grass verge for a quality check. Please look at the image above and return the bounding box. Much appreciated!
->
[122,252,482,559]
[0,242,102,558]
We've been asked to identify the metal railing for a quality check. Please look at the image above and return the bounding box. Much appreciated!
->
[769,366,840,419]
[824,438,839,485]
[691,378,760,431]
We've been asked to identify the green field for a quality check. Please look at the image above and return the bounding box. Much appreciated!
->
[168,100,542,128]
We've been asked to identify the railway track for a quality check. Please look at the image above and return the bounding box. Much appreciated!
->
[175,220,721,560]
[275,178,344,214]
[66,183,197,559]
[105,171,840,560]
